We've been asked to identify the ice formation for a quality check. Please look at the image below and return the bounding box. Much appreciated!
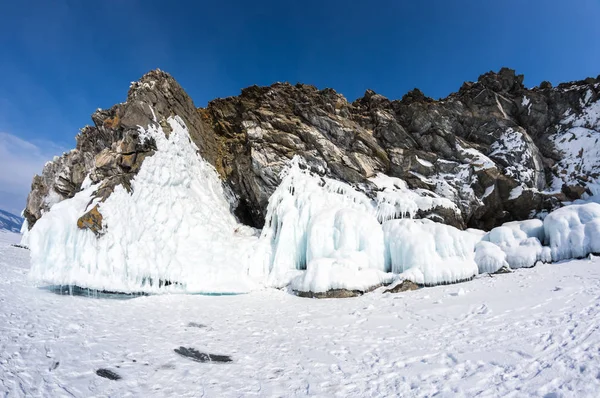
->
[474,241,509,274]
[369,173,458,222]
[481,219,550,269]
[290,258,393,294]
[260,159,458,289]
[543,203,600,261]
[25,115,600,295]
[382,219,480,286]
[29,117,262,293]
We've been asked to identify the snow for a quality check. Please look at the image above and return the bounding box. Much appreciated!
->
[550,126,600,190]
[2,233,600,397]
[383,219,480,285]
[369,173,459,222]
[508,184,524,200]
[482,184,495,199]
[543,203,600,261]
[563,99,600,129]
[521,96,532,115]
[28,116,262,294]
[550,99,600,194]
[415,156,433,168]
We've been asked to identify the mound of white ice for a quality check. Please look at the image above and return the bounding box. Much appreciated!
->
[383,219,479,285]
[474,241,509,274]
[543,203,600,261]
[290,258,392,294]
[482,219,550,269]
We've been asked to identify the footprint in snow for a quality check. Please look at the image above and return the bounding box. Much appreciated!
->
[186,322,206,328]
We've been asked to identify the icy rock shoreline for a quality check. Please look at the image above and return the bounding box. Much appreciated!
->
[23,116,600,298]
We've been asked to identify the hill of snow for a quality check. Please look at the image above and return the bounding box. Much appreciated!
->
[0,208,23,233]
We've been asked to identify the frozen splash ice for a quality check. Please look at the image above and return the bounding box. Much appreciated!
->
[29,116,262,294]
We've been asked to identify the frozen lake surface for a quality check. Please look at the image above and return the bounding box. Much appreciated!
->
[1,231,599,397]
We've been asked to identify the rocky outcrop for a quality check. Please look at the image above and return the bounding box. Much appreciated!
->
[24,68,600,233]
[384,280,420,293]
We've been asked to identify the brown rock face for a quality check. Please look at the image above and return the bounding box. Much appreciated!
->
[77,205,103,235]
[295,285,383,299]
[23,68,600,233]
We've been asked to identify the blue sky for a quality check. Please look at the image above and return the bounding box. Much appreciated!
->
[1,0,599,214]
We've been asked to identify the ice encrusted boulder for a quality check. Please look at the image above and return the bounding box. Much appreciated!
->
[474,241,509,274]
[543,203,600,261]
[481,219,551,269]
[383,219,480,286]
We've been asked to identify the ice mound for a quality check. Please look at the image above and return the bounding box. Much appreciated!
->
[543,203,600,261]
[289,208,391,294]
[305,208,385,270]
[259,159,376,287]
[29,116,262,294]
[260,158,457,288]
[482,219,550,269]
[382,219,479,285]
[474,241,509,274]
[291,258,392,294]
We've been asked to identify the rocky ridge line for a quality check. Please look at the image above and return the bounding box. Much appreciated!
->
[24,68,600,233]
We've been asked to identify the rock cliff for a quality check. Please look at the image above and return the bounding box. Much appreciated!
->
[24,68,600,233]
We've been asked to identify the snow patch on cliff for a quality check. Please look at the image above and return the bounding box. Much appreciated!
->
[551,100,600,195]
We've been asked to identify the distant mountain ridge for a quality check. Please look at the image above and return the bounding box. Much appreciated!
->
[0,209,23,233]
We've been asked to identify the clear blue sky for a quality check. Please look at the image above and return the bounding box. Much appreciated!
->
[0,0,599,214]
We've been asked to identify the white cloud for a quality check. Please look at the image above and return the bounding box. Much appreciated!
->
[0,132,66,215]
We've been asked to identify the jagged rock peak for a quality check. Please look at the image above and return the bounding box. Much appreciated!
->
[24,67,600,234]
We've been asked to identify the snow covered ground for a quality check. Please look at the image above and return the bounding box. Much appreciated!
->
[1,231,600,397]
